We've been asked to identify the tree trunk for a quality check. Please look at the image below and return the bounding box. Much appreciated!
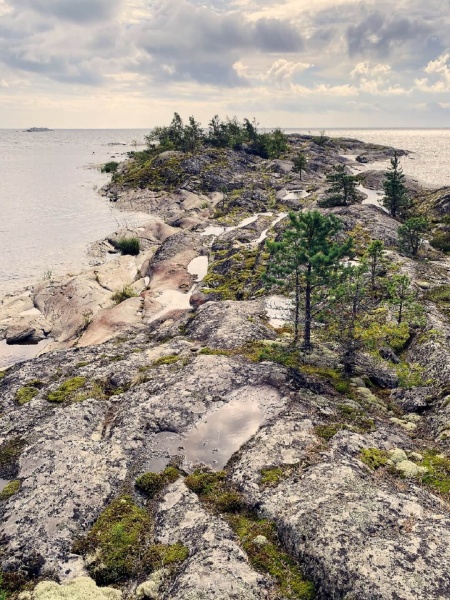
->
[303,265,312,350]
[294,269,300,344]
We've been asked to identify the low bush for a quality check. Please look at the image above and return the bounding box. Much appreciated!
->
[101,161,119,174]
[111,285,138,305]
[116,237,140,256]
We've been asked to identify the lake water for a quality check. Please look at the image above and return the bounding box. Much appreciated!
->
[293,128,450,189]
[1,128,449,296]
[0,129,148,295]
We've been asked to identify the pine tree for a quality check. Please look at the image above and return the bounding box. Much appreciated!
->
[265,211,353,350]
[320,165,359,207]
[326,264,374,375]
[365,240,386,290]
[398,217,429,257]
[383,152,409,218]
[293,152,308,181]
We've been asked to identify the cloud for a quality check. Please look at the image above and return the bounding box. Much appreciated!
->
[415,53,450,92]
[8,0,124,23]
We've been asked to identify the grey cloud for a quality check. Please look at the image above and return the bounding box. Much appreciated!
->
[132,0,302,86]
[347,13,433,58]
[9,0,123,23]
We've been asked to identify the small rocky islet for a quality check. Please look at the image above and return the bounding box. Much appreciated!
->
[1,122,450,599]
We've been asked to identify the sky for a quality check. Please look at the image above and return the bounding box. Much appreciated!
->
[1,0,450,128]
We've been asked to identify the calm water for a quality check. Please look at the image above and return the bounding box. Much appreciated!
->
[293,128,450,189]
[0,129,148,294]
[1,128,449,295]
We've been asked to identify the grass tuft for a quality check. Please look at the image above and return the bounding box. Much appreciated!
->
[116,237,140,256]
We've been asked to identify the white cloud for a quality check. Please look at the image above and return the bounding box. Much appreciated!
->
[415,53,450,92]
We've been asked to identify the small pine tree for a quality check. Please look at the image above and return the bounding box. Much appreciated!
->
[326,263,375,375]
[320,165,359,207]
[383,152,409,218]
[293,152,308,180]
[386,274,416,325]
[398,217,429,257]
[365,240,386,290]
[265,210,353,350]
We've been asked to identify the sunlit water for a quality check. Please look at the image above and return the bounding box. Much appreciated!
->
[0,129,148,294]
[290,128,450,189]
[1,129,449,296]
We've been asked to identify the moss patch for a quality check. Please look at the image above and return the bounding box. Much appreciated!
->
[73,495,152,585]
[15,386,39,406]
[314,423,348,441]
[185,470,314,598]
[337,404,376,434]
[47,377,86,404]
[135,466,180,498]
[0,371,5,381]
[420,451,450,497]
[228,513,315,600]
[152,355,182,367]
[0,479,20,501]
[260,465,298,489]
[360,448,389,470]
[73,495,188,586]
[202,246,270,301]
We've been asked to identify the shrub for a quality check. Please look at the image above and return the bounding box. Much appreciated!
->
[430,232,450,254]
[116,237,140,256]
[111,285,138,305]
[101,161,119,173]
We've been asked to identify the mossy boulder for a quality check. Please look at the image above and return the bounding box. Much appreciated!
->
[135,466,180,498]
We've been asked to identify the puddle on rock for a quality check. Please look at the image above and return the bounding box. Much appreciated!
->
[201,213,273,238]
[188,256,209,282]
[146,389,284,472]
[0,338,53,370]
[357,184,388,212]
[282,190,310,201]
[254,213,288,245]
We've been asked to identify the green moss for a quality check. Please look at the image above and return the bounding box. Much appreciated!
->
[76,361,90,368]
[227,513,315,599]
[260,465,297,488]
[199,347,232,356]
[152,355,182,367]
[314,424,347,441]
[184,470,227,497]
[420,451,450,497]
[15,386,39,405]
[360,448,389,470]
[0,479,20,501]
[73,495,188,586]
[145,542,189,569]
[201,245,269,301]
[395,362,428,389]
[301,366,351,394]
[72,495,153,585]
[426,284,450,303]
[135,466,180,498]
[0,371,5,381]
[185,470,314,598]
[337,404,376,434]
[47,377,86,404]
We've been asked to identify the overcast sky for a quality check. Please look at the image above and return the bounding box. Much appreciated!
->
[1,0,450,128]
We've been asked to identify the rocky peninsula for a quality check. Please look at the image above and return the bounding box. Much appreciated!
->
[1,122,450,599]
